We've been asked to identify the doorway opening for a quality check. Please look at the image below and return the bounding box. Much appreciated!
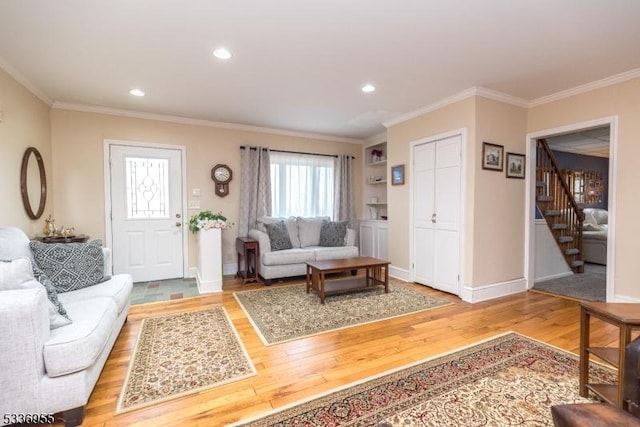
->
[525,118,617,302]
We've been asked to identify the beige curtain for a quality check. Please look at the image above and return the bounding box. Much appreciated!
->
[334,154,356,228]
[238,147,271,237]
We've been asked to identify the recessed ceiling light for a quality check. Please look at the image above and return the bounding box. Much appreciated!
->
[362,84,376,93]
[129,88,145,97]
[213,48,232,60]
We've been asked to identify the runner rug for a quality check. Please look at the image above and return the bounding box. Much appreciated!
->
[231,332,615,426]
[234,279,453,345]
[116,308,256,413]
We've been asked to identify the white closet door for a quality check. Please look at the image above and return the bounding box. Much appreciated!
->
[413,134,461,295]
[413,143,436,286]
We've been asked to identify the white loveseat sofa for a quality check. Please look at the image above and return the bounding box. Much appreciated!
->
[248,216,359,283]
[0,227,133,427]
[582,208,608,265]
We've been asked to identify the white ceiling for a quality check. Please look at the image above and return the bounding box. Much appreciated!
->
[1,0,639,141]
[546,126,610,158]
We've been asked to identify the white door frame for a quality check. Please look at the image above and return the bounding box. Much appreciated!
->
[409,128,467,295]
[524,116,618,301]
[103,139,189,279]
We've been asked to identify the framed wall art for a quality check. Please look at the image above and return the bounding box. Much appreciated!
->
[391,164,405,185]
[482,142,504,171]
[506,152,526,179]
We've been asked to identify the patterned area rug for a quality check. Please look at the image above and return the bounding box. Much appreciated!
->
[231,332,615,426]
[234,279,452,345]
[116,308,256,413]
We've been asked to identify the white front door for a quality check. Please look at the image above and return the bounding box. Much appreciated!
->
[109,144,184,282]
[412,134,462,295]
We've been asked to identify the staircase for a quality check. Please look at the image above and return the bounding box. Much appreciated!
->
[536,139,585,273]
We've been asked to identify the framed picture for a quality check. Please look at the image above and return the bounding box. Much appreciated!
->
[482,142,504,171]
[391,164,405,185]
[506,152,526,179]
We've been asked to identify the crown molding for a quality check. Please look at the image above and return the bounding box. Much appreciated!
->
[364,131,387,145]
[529,68,640,107]
[52,102,364,144]
[383,87,527,129]
[0,56,53,106]
[383,87,477,128]
[384,67,640,129]
[474,87,529,108]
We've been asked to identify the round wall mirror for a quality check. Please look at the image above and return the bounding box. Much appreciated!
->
[20,147,47,220]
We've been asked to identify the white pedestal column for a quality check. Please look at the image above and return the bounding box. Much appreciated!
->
[196,228,223,293]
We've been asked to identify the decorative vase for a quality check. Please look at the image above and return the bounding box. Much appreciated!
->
[196,228,223,293]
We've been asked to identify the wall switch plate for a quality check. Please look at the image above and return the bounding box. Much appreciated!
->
[192,188,201,196]
[188,200,201,209]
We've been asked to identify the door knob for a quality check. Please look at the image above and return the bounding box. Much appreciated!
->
[176,213,182,219]
[176,221,182,227]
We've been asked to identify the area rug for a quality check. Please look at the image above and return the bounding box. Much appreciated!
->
[116,308,256,413]
[231,332,616,426]
[234,279,452,345]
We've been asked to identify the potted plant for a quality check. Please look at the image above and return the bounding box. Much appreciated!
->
[188,210,233,293]
[188,210,233,233]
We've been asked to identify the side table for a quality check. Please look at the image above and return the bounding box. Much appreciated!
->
[579,301,640,408]
[35,234,90,243]
[236,237,260,284]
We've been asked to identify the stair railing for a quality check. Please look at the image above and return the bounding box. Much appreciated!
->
[536,139,585,273]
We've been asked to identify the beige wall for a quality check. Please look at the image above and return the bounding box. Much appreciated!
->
[528,77,640,299]
[386,96,528,288]
[50,109,362,271]
[473,97,528,285]
[0,68,52,235]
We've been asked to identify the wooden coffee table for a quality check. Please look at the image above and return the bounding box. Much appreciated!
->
[306,256,390,304]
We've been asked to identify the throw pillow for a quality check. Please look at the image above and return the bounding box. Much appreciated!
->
[0,258,71,328]
[264,221,293,251]
[319,220,349,247]
[30,239,110,293]
[0,226,32,260]
[256,216,301,248]
[297,217,330,247]
[583,223,602,232]
[30,261,73,327]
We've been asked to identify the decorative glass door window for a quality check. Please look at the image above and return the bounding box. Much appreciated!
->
[125,157,170,219]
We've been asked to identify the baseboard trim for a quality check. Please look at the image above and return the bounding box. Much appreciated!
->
[196,270,223,293]
[389,265,410,282]
[460,278,527,303]
[611,293,640,303]
[535,271,574,283]
[188,264,236,278]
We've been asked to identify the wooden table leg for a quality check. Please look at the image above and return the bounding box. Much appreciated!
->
[579,306,589,398]
[620,323,632,409]
[320,271,326,304]
[306,265,311,293]
[384,264,389,293]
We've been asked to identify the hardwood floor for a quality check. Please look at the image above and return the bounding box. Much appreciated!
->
[76,278,621,426]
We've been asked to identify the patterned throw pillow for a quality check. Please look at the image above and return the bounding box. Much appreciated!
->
[0,257,71,328]
[30,261,72,326]
[30,240,109,293]
[319,220,348,247]
[264,221,293,251]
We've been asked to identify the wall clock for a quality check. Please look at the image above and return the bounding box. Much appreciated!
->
[211,164,232,197]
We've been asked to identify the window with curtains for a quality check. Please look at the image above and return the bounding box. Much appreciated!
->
[270,152,334,218]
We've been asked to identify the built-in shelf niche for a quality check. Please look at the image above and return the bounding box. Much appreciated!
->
[363,142,387,220]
